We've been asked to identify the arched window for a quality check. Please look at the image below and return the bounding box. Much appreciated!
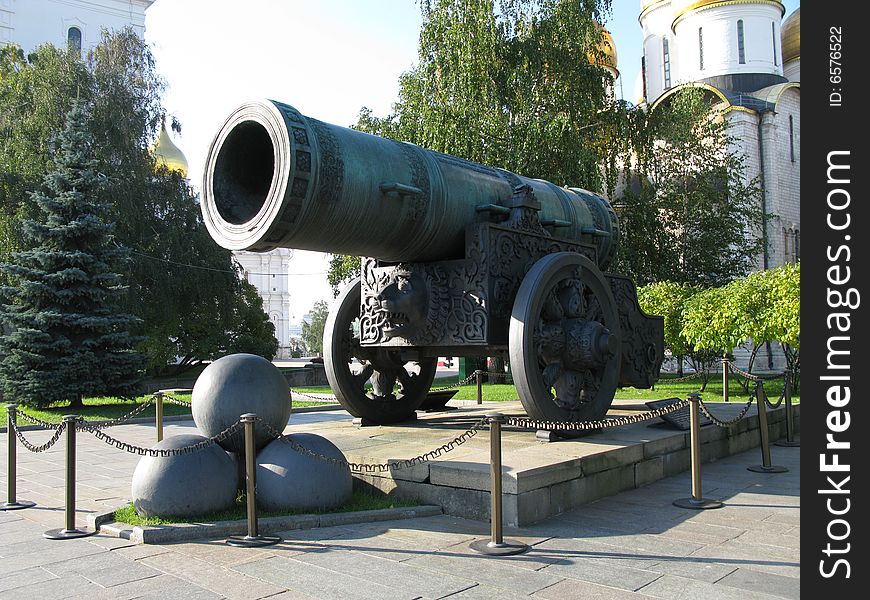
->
[663,38,671,88]
[772,22,778,65]
[737,20,745,64]
[698,27,704,70]
[789,115,795,162]
[67,27,82,55]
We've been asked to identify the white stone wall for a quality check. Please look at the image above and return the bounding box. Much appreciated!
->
[768,87,800,267]
[0,0,153,51]
[783,57,800,82]
[234,249,293,359]
[724,109,764,269]
[674,3,784,83]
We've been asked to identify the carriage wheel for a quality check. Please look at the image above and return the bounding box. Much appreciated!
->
[324,279,437,424]
[509,253,622,423]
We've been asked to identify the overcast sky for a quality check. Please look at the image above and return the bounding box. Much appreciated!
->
[144,0,798,320]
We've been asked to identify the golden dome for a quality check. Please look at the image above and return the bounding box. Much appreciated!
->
[589,25,618,72]
[781,7,800,63]
[672,0,784,29]
[152,119,189,177]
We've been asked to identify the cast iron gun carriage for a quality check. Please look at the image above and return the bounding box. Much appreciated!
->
[201,100,664,425]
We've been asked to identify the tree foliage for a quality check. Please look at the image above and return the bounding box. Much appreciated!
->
[637,280,698,365]
[0,32,277,375]
[611,88,766,286]
[301,300,330,356]
[0,101,145,407]
[680,262,800,380]
[355,0,613,184]
[327,255,360,297]
[327,0,616,286]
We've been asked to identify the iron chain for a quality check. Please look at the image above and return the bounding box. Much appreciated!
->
[661,369,718,383]
[9,419,66,453]
[159,393,193,408]
[697,394,756,427]
[728,363,787,382]
[261,417,489,473]
[78,420,244,456]
[14,410,62,430]
[762,384,786,410]
[289,389,338,402]
[79,398,156,429]
[506,399,690,431]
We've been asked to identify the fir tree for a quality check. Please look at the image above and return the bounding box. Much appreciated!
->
[0,100,145,408]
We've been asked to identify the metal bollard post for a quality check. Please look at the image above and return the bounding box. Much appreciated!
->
[1,404,36,511]
[44,416,96,539]
[154,392,164,443]
[673,394,723,510]
[748,382,788,473]
[476,370,483,405]
[722,357,730,403]
[775,373,800,447]
[470,413,529,556]
[226,413,282,548]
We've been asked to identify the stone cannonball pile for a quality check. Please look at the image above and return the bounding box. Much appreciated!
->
[130,353,352,518]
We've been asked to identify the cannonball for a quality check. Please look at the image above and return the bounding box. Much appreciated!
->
[256,434,352,512]
[192,353,291,453]
[131,434,238,518]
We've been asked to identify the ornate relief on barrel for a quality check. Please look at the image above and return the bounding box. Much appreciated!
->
[308,118,344,205]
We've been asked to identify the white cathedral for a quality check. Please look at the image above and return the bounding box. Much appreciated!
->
[635,0,800,270]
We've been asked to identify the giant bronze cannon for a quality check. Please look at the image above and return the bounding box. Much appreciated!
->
[202,99,664,424]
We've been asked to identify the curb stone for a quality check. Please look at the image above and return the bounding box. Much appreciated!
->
[88,504,443,544]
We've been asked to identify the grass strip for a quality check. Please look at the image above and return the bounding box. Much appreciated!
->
[113,491,418,527]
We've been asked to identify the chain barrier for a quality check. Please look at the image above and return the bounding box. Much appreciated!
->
[505,399,690,431]
[261,417,488,473]
[289,389,338,402]
[14,410,63,430]
[727,363,787,382]
[78,398,156,429]
[697,392,756,427]
[658,363,724,383]
[159,393,193,408]
[9,419,67,453]
[77,420,244,457]
[429,370,482,392]
[662,371,715,383]
[15,397,156,432]
[763,383,786,410]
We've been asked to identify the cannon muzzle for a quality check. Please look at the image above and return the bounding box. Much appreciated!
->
[202,99,618,266]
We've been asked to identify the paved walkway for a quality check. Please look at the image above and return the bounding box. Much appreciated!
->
[1,413,799,599]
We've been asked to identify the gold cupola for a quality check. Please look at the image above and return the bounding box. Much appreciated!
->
[152,119,189,177]
[589,24,618,74]
[781,7,800,63]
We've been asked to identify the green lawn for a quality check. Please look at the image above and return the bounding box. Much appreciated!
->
[114,490,418,526]
[3,372,796,427]
[292,372,799,405]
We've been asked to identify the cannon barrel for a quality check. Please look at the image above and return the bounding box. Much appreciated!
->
[202,99,619,266]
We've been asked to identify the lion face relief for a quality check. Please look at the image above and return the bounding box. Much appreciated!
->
[375,267,429,341]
